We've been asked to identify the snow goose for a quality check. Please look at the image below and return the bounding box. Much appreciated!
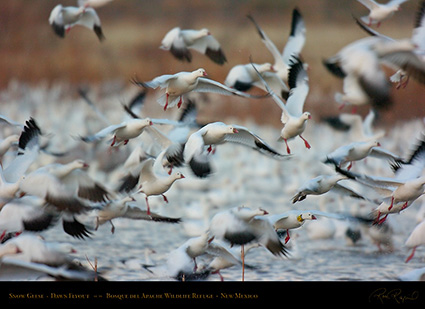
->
[0,234,76,266]
[94,196,181,233]
[323,36,420,110]
[254,56,311,154]
[0,166,23,209]
[131,68,267,111]
[268,210,347,243]
[334,166,425,224]
[404,219,425,262]
[0,134,19,159]
[354,9,425,89]
[180,232,211,271]
[0,197,57,237]
[0,257,102,281]
[202,241,260,281]
[324,139,402,170]
[0,234,102,280]
[323,109,385,142]
[160,27,227,64]
[357,0,408,27]
[19,159,111,206]
[135,157,185,215]
[17,160,110,238]
[208,206,288,281]
[291,174,365,203]
[2,118,42,184]
[247,8,306,84]
[224,63,289,99]
[49,3,105,41]
[80,118,153,147]
[183,121,290,178]
[162,238,211,281]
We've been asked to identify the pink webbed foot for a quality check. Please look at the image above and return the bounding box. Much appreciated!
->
[299,135,311,149]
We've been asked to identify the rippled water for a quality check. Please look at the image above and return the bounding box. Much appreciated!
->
[39,118,425,281]
[3,84,425,281]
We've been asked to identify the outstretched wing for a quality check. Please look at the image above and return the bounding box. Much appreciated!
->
[225,125,290,160]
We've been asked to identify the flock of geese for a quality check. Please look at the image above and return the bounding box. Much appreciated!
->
[1,0,425,282]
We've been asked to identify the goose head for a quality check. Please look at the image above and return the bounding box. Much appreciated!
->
[226,125,239,134]
[297,212,317,222]
[301,112,312,121]
[258,63,274,73]
[73,159,90,169]
[199,28,211,37]
[173,172,186,180]
[194,68,208,78]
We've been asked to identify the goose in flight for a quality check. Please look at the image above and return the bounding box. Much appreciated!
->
[183,121,291,178]
[49,2,105,41]
[247,8,306,85]
[135,157,185,215]
[357,0,408,27]
[253,57,311,154]
[94,196,181,233]
[80,118,153,147]
[160,27,227,64]
[224,62,289,99]
[354,6,425,89]
[131,68,267,111]
[292,174,366,204]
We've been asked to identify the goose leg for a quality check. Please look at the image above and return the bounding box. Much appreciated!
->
[388,196,394,211]
[285,229,291,244]
[110,220,115,234]
[283,139,291,154]
[110,135,117,147]
[299,135,311,149]
[164,93,169,111]
[405,247,417,263]
[241,245,245,282]
[145,197,151,215]
[373,211,382,225]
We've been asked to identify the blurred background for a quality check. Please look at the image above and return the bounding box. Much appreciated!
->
[1,0,425,126]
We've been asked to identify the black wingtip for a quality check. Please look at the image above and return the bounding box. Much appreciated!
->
[51,22,65,38]
[189,157,212,178]
[62,218,93,240]
[287,56,304,89]
[290,7,304,37]
[205,47,227,65]
[247,14,266,40]
[18,118,41,154]
[322,58,347,79]
[94,25,105,42]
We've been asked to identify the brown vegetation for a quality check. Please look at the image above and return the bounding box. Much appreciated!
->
[1,0,425,126]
